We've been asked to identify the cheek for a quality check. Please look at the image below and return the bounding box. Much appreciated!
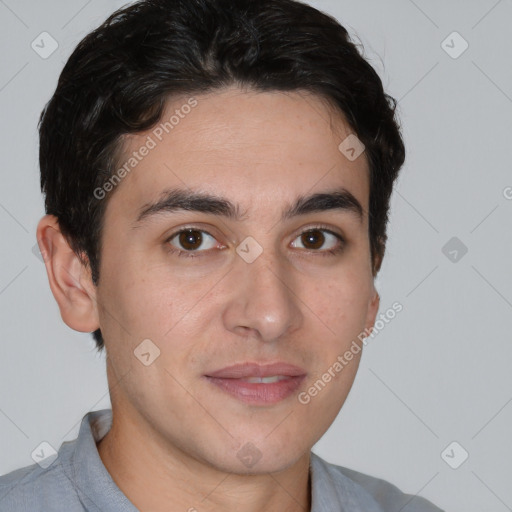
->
[94,267,161,358]
[308,271,372,337]
[99,254,174,330]
[99,264,217,374]
[307,271,371,405]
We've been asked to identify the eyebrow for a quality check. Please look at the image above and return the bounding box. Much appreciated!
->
[133,186,364,227]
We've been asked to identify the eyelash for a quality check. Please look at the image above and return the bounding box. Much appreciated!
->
[164,224,345,259]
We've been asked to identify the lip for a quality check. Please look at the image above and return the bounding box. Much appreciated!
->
[204,362,307,405]
[205,362,307,379]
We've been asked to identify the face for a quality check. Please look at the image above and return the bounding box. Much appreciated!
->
[92,85,379,474]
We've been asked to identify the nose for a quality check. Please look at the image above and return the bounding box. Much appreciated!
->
[221,251,303,343]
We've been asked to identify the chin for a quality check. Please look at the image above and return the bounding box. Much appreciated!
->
[204,440,307,475]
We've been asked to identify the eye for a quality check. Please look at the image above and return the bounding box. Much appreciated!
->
[166,228,221,258]
[290,226,344,256]
[165,225,345,259]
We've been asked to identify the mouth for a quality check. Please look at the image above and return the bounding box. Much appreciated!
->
[204,361,307,405]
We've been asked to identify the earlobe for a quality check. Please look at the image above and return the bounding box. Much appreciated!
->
[36,214,100,333]
[364,286,380,336]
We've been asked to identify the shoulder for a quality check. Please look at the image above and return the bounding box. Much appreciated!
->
[311,452,445,512]
[0,444,83,512]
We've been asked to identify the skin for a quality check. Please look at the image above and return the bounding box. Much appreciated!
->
[37,85,380,512]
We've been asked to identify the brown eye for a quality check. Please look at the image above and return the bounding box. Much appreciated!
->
[178,229,203,251]
[167,228,217,255]
[301,229,325,250]
[291,228,342,253]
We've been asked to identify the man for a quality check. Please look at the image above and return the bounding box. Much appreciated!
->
[0,0,443,510]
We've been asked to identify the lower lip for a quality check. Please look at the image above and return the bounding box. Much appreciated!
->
[204,375,306,405]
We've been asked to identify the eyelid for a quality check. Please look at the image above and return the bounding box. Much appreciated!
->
[292,223,344,240]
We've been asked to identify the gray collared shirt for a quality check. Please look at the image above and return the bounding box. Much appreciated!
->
[0,409,443,511]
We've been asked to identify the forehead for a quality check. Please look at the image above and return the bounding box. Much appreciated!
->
[106,86,370,224]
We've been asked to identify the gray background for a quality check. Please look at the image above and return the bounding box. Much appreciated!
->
[1,0,511,510]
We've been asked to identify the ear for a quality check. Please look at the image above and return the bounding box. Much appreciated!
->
[36,214,100,332]
[363,282,380,336]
